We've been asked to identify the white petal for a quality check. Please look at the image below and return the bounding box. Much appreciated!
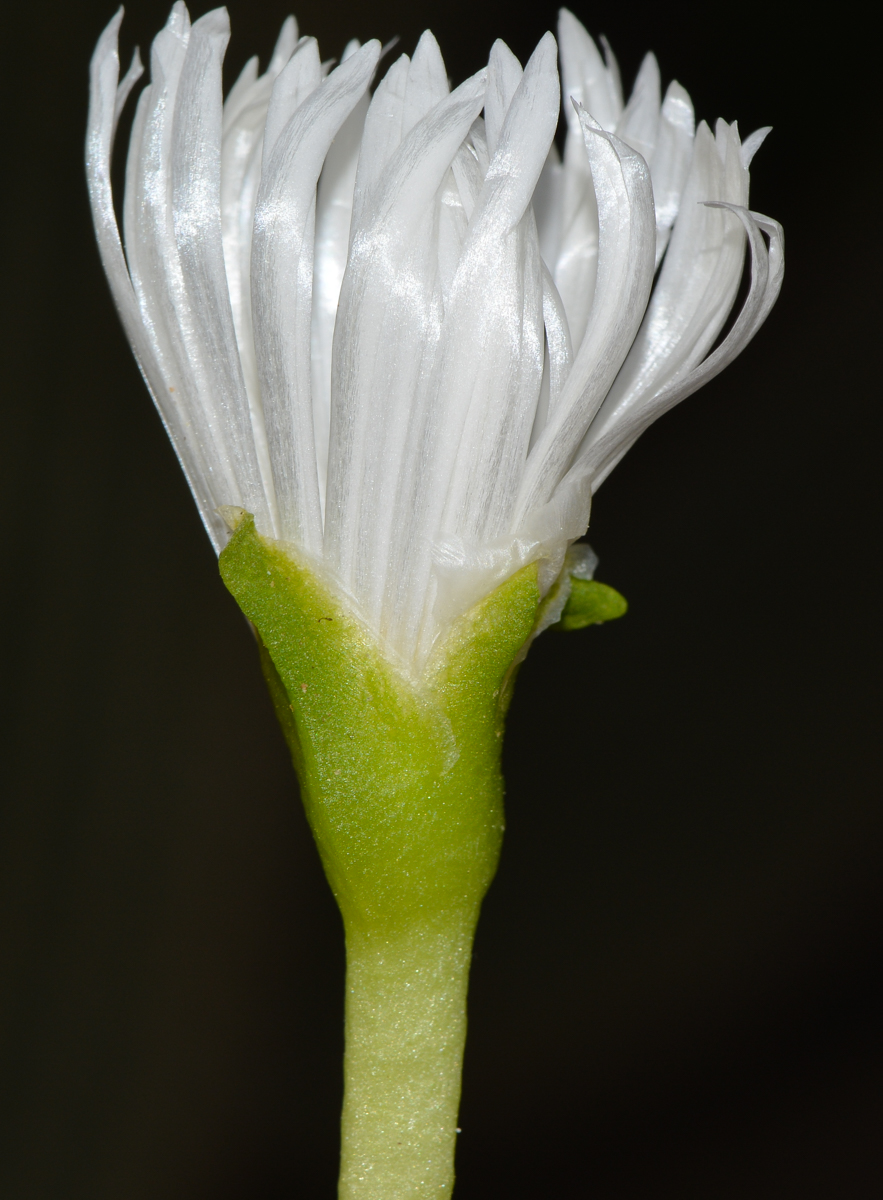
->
[113,45,144,136]
[584,119,749,446]
[533,143,564,269]
[598,35,624,116]
[580,206,784,489]
[484,39,523,159]
[403,30,450,135]
[649,80,695,268]
[437,33,560,543]
[324,67,489,639]
[252,40,381,554]
[450,125,485,221]
[350,53,410,226]
[262,37,322,162]
[558,9,621,131]
[220,28,309,440]
[741,125,772,169]
[615,51,660,166]
[312,87,370,510]
[87,9,229,547]
[528,265,573,451]
[266,14,299,77]
[169,9,271,532]
[124,3,258,550]
[222,55,259,133]
[514,110,656,526]
[540,265,574,416]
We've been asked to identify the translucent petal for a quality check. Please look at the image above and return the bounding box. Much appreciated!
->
[252,40,381,553]
[324,67,489,637]
[312,85,370,509]
[485,39,523,158]
[615,51,660,166]
[584,120,749,446]
[558,9,621,131]
[533,144,564,269]
[169,9,271,532]
[350,53,411,226]
[403,30,450,135]
[220,20,301,429]
[580,206,784,489]
[123,4,257,548]
[649,81,695,268]
[514,111,656,525]
[87,10,229,545]
[741,125,772,169]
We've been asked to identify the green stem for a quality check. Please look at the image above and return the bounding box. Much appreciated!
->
[217,512,540,1198]
[339,916,475,1199]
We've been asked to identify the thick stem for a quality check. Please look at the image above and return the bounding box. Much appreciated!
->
[218,516,541,1199]
[339,916,476,1199]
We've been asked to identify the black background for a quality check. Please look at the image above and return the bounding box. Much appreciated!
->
[1,2,880,1196]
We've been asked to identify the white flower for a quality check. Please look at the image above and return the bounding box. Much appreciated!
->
[87,5,783,671]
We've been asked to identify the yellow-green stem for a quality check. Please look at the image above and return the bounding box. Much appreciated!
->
[218,511,541,1199]
[339,917,476,1198]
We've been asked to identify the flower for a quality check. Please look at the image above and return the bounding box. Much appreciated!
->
[87,5,783,673]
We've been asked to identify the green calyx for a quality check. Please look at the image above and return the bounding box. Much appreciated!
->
[218,510,540,933]
[552,577,628,631]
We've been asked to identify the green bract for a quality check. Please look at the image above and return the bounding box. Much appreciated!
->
[553,577,628,631]
[219,508,540,931]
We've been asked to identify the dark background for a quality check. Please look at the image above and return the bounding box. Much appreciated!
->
[1,1,880,1196]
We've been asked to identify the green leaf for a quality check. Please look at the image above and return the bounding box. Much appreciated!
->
[553,577,628,631]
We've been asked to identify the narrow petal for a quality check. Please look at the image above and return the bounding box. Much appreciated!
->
[615,51,660,166]
[528,265,573,450]
[87,11,222,535]
[436,33,560,545]
[558,9,621,131]
[324,67,489,633]
[219,20,300,425]
[252,40,382,553]
[514,110,656,526]
[350,53,410,226]
[649,80,695,267]
[312,81,370,508]
[741,125,772,169]
[577,206,783,489]
[533,143,564,269]
[170,9,271,533]
[113,45,144,136]
[120,3,259,551]
[484,39,523,158]
[584,119,749,445]
[222,54,259,132]
[266,14,299,76]
[262,37,323,162]
[403,30,450,134]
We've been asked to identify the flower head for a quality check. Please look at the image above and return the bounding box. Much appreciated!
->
[88,5,783,671]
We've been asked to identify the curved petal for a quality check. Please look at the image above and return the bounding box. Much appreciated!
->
[558,8,621,131]
[650,80,695,267]
[615,51,660,166]
[513,109,656,526]
[484,38,523,158]
[252,40,381,553]
[577,206,784,489]
[312,82,370,511]
[87,12,216,531]
[585,119,750,446]
[169,9,270,532]
[323,65,489,626]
